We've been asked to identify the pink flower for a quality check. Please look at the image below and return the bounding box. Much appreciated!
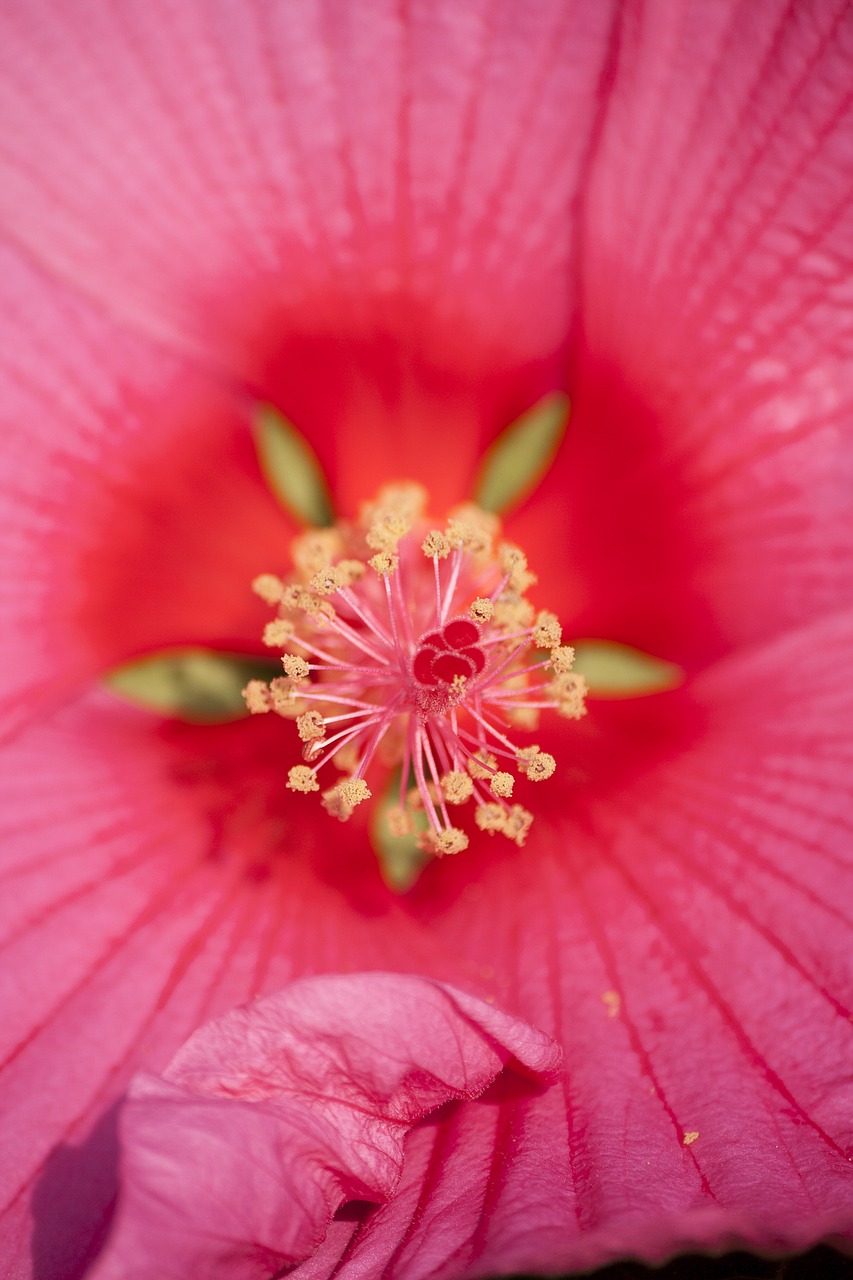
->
[1,2,852,1278]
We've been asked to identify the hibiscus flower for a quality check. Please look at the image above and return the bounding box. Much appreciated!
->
[1,2,852,1278]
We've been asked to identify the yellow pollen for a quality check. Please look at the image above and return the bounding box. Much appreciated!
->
[475,803,506,834]
[322,777,371,820]
[281,654,310,681]
[296,711,325,742]
[493,594,535,630]
[252,573,286,605]
[332,741,361,772]
[361,482,427,527]
[262,618,295,648]
[269,677,301,716]
[386,807,414,838]
[467,750,498,780]
[248,485,587,869]
[366,514,410,552]
[440,771,474,804]
[421,529,451,559]
[419,827,469,857]
[446,504,499,558]
[499,543,537,593]
[310,566,347,596]
[548,671,588,719]
[550,645,576,673]
[336,559,367,586]
[242,680,272,714]
[368,551,398,576]
[291,528,344,577]
[533,611,562,649]
[502,805,534,846]
[469,597,494,623]
[517,747,556,781]
[287,765,319,793]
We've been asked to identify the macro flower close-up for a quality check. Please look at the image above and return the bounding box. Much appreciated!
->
[1,2,853,1278]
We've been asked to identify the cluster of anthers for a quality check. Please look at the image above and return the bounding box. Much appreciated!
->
[243,484,586,858]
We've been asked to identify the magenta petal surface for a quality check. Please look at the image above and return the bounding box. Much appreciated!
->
[91,975,559,1279]
[519,0,853,664]
[0,692,448,1278]
[0,0,617,507]
[401,609,853,1275]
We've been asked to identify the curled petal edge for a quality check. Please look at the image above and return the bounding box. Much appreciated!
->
[91,972,561,1280]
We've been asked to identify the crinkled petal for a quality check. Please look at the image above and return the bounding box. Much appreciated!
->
[90,975,559,1279]
[0,0,617,506]
[516,0,853,664]
[0,241,294,731]
[0,691,444,1279]
[396,609,853,1274]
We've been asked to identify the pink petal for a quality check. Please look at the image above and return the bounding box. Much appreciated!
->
[90,975,559,1279]
[0,0,616,507]
[399,608,853,1274]
[0,692,445,1278]
[0,242,296,732]
[514,0,853,665]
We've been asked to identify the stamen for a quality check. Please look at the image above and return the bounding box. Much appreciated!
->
[245,486,586,860]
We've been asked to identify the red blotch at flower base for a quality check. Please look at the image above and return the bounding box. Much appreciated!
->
[243,484,586,859]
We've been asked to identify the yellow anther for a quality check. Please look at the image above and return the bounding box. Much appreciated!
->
[440,771,474,804]
[446,504,499,558]
[493,594,535,630]
[490,771,515,798]
[474,803,506,834]
[242,680,272,714]
[517,748,556,781]
[368,551,398,576]
[310,566,346,596]
[550,645,576,673]
[506,706,539,731]
[287,765,319,793]
[362,482,427,528]
[533,611,562,649]
[469,597,494,624]
[296,711,325,742]
[336,559,367,586]
[467,750,497,780]
[502,805,534,846]
[338,777,371,808]
[332,742,360,772]
[548,671,588,719]
[421,530,451,559]
[282,654,310,681]
[277,585,333,620]
[499,543,537,592]
[366,513,410,552]
[322,777,371,820]
[386,807,414,838]
[268,677,301,717]
[252,573,286,605]
[291,529,343,577]
[419,827,469,857]
[262,618,295,648]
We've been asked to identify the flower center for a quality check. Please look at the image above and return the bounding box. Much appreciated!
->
[243,484,586,859]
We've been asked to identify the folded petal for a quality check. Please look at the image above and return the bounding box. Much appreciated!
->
[0,691,444,1279]
[0,0,616,504]
[518,0,853,664]
[402,608,853,1274]
[91,975,559,1279]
